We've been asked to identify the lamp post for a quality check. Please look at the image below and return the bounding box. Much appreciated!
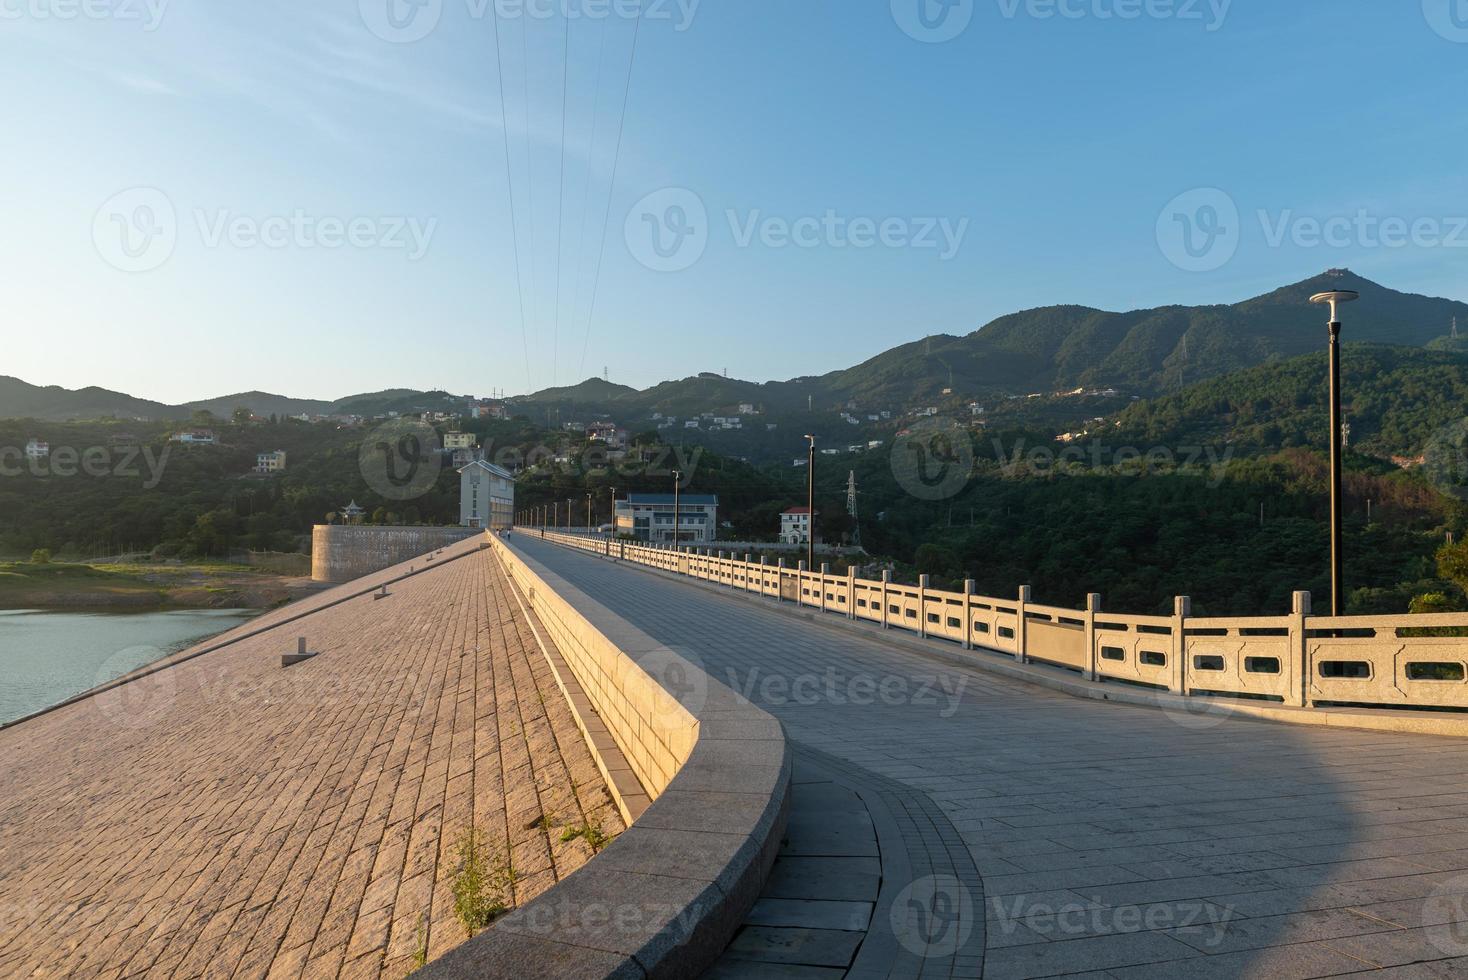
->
[672,470,682,550]
[552,501,558,528]
[586,492,593,531]
[609,487,618,539]
[565,499,572,531]
[805,434,816,573]
[1310,288,1359,616]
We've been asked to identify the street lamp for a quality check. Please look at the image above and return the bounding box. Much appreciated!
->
[565,499,572,531]
[672,469,682,550]
[1310,288,1359,616]
[805,434,816,572]
[586,492,593,531]
[609,487,618,539]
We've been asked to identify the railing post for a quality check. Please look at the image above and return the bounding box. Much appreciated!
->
[1172,596,1191,696]
[881,570,892,630]
[963,579,975,649]
[821,563,831,612]
[848,566,857,620]
[1016,585,1031,663]
[745,554,753,593]
[918,575,930,638]
[1291,590,1312,708]
[776,558,785,602]
[1085,593,1101,681]
[798,561,807,607]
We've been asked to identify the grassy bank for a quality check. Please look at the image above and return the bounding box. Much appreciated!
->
[0,558,320,610]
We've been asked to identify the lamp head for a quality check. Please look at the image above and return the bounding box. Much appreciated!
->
[1310,290,1359,322]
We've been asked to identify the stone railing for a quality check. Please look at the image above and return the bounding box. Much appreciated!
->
[528,528,1468,716]
[419,536,791,980]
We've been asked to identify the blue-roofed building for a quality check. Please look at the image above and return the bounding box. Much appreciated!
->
[614,493,718,544]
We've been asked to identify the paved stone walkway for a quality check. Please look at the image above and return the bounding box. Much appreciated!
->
[513,537,1468,980]
[0,547,624,980]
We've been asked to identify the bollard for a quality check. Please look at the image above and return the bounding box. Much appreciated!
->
[283,636,317,668]
[374,584,390,601]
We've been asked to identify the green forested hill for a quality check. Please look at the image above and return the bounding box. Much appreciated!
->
[1112,345,1468,460]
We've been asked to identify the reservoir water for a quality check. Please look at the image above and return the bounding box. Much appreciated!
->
[0,608,257,725]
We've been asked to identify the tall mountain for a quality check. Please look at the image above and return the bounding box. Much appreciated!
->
[520,270,1468,418]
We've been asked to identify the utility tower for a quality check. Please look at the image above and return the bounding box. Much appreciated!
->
[846,470,862,549]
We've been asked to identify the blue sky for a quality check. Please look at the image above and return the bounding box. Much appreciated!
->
[4,0,1467,403]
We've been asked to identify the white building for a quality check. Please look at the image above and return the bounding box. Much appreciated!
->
[614,493,718,544]
[459,459,515,529]
[255,450,287,474]
[780,507,812,545]
[25,439,49,459]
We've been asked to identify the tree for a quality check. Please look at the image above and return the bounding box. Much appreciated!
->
[1436,538,1468,595]
[30,548,50,564]
[232,407,253,426]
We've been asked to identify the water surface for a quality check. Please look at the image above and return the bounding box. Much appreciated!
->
[0,608,257,725]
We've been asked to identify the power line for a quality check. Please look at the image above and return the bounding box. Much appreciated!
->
[552,9,572,388]
[567,19,610,379]
[490,4,532,390]
[518,13,541,385]
[579,1,645,377]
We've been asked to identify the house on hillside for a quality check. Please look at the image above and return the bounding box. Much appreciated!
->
[25,439,48,459]
[459,459,515,530]
[255,450,287,474]
[171,430,217,445]
[780,507,812,545]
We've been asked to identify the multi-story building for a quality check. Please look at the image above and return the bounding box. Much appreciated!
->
[459,460,515,530]
[25,439,49,459]
[780,507,812,545]
[587,422,627,449]
[255,450,287,474]
[444,431,478,451]
[614,493,718,544]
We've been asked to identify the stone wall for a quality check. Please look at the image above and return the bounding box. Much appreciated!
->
[310,525,482,583]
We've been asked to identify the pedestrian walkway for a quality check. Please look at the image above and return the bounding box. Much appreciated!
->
[512,536,1468,980]
[0,548,624,980]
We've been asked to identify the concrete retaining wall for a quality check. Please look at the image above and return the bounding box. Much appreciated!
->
[310,525,480,583]
[417,538,791,980]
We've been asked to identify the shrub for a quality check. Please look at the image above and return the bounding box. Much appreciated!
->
[30,549,50,565]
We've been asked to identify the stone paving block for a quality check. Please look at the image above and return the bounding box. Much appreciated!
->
[722,926,865,968]
[746,898,875,932]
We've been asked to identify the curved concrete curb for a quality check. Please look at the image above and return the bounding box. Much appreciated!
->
[417,539,792,980]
